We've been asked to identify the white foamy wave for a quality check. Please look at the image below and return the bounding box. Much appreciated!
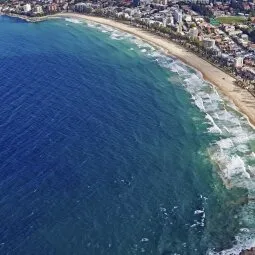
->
[88,25,255,252]
[87,24,95,28]
[130,37,155,50]
[207,229,255,255]
[98,24,115,33]
[86,22,96,28]
[194,210,204,215]
[205,114,222,134]
[92,23,135,42]
[223,155,250,180]
[127,33,255,253]
[126,42,255,192]
[150,53,255,253]
[65,18,82,24]
[90,23,157,56]
[190,209,206,228]
[194,96,205,111]
[110,30,130,40]
[58,21,255,252]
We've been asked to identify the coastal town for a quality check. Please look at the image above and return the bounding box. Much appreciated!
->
[1,0,255,95]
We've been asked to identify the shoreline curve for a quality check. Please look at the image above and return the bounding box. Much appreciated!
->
[52,13,255,129]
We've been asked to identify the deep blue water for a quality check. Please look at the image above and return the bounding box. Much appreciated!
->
[0,16,249,255]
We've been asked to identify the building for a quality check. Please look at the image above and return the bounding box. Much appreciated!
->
[224,25,235,33]
[234,56,244,68]
[133,0,140,7]
[189,27,198,39]
[74,3,87,12]
[173,9,182,24]
[228,30,242,36]
[163,18,167,27]
[23,3,31,13]
[62,3,68,10]
[197,0,210,3]
[203,38,215,48]
[241,34,249,41]
[184,14,192,22]
[47,3,58,12]
[176,23,182,33]
[54,0,65,3]
[169,16,174,25]
[34,5,43,14]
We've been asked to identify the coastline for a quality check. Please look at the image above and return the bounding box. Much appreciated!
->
[1,12,255,127]
[52,13,255,128]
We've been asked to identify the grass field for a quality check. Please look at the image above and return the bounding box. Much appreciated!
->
[216,16,247,24]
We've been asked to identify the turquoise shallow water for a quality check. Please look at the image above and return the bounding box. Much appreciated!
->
[0,15,254,254]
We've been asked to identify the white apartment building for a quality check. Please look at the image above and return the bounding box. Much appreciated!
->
[23,3,31,13]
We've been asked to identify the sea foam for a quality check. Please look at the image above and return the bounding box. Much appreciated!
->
[157,56,255,255]
[91,23,255,254]
[138,44,255,254]
[65,18,82,24]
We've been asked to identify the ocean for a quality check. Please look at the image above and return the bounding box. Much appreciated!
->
[0,15,254,255]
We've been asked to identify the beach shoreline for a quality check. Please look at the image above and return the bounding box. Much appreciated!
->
[51,13,255,128]
[2,12,255,128]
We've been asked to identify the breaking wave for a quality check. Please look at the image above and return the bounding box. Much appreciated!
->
[150,55,255,255]
[86,21,255,254]
[65,18,83,24]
